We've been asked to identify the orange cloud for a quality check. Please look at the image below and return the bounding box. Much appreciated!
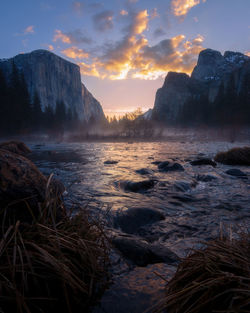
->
[24,25,35,34]
[120,9,128,16]
[62,47,89,59]
[245,51,250,57]
[53,30,71,43]
[171,0,206,17]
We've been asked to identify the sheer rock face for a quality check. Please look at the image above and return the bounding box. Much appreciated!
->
[0,50,105,122]
[152,49,250,123]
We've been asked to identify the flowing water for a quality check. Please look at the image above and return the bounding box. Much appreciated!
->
[29,140,250,312]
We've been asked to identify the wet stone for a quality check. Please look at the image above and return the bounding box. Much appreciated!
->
[225,169,247,177]
[196,174,218,182]
[158,162,184,172]
[112,234,179,267]
[135,168,153,175]
[120,180,156,193]
[190,158,217,167]
[114,207,165,234]
[104,160,119,164]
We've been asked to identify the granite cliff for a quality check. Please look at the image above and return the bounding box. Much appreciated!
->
[152,49,250,125]
[0,49,105,122]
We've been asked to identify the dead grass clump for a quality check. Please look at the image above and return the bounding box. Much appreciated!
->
[0,205,110,313]
[154,233,250,313]
[214,146,250,165]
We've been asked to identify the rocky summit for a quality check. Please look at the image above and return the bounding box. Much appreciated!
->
[152,49,250,125]
[0,49,105,122]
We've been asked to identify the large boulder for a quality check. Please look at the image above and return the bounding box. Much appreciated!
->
[112,234,179,266]
[0,149,64,223]
[0,141,31,156]
[215,147,250,165]
[114,207,165,234]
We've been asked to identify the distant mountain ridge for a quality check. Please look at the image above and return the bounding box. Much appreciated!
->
[152,49,250,126]
[0,49,105,122]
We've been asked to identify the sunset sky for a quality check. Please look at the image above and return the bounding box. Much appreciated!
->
[0,0,249,116]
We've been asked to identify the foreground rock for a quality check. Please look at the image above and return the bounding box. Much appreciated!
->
[215,147,250,165]
[112,234,179,266]
[158,161,184,172]
[0,148,64,223]
[114,207,165,234]
[190,158,217,167]
[0,141,31,156]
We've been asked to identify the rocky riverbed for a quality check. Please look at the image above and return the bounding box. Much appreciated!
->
[27,140,250,312]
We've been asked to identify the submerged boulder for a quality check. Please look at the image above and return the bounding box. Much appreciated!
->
[114,207,165,234]
[112,234,179,266]
[215,147,250,165]
[225,169,247,177]
[158,162,184,172]
[0,141,31,156]
[190,158,217,167]
[120,180,156,193]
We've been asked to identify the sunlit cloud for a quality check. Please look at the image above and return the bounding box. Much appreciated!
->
[24,25,35,34]
[77,9,204,80]
[48,44,54,51]
[53,29,92,44]
[53,30,71,43]
[120,9,128,16]
[93,10,114,32]
[171,0,206,17]
[245,51,250,57]
[62,46,89,59]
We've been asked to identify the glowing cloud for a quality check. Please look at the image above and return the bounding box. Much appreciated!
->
[53,30,71,43]
[120,10,128,16]
[62,47,89,59]
[171,0,205,17]
[76,9,204,80]
[24,25,35,34]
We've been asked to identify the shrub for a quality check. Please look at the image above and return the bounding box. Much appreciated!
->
[214,146,250,165]
[154,233,250,313]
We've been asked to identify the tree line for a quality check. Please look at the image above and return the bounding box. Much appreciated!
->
[0,62,80,136]
[177,72,250,127]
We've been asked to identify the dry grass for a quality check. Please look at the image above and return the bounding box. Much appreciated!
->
[214,146,250,165]
[0,177,110,313]
[153,233,250,313]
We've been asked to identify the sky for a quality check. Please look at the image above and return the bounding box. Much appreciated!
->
[0,0,249,117]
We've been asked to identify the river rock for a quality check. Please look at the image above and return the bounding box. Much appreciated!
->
[190,158,217,167]
[158,162,184,172]
[0,141,31,156]
[174,181,192,192]
[0,149,64,223]
[104,160,118,164]
[121,180,155,192]
[196,174,218,182]
[225,169,247,177]
[114,207,165,234]
[135,168,153,175]
[112,234,179,266]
